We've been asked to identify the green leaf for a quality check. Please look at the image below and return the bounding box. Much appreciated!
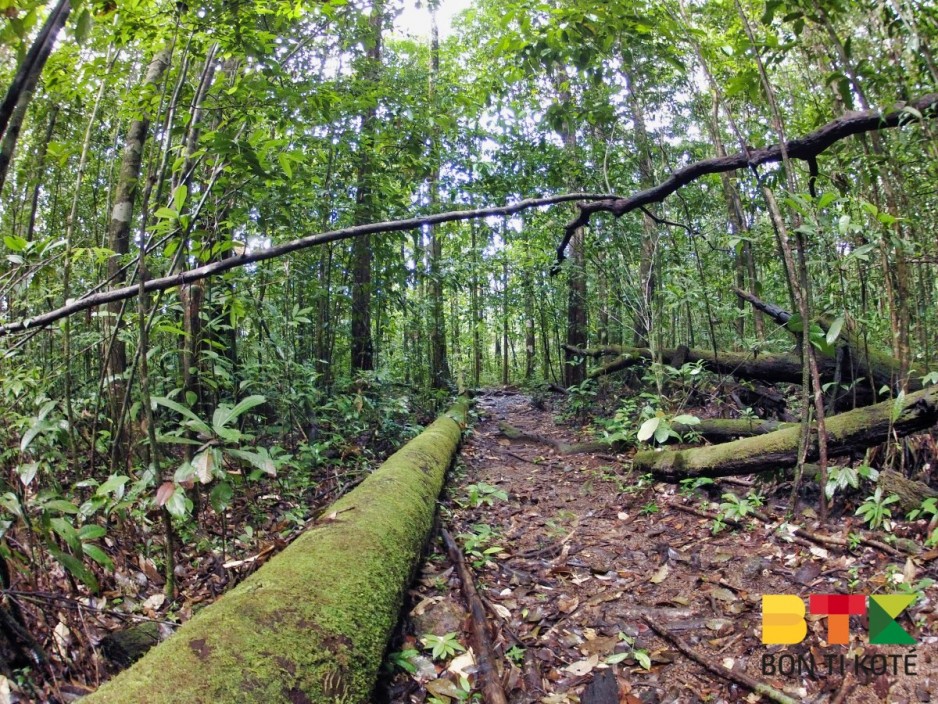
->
[227,447,276,476]
[154,207,178,220]
[826,315,845,345]
[51,518,82,553]
[151,397,212,436]
[278,152,293,179]
[17,462,39,487]
[4,235,27,252]
[48,544,98,593]
[82,543,114,571]
[78,524,106,541]
[95,474,130,498]
[785,314,804,333]
[637,417,660,443]
[210,482,234,512]
[817,192,838,209]
[172,184,188,212]
[672,414,700,426]
[43,499,79,514]
[654,423,671,445]
[634,650,652,670]
[212,395,266,430]
[0,493,22,518]
[75,9,92,44]
[165,488,189,518]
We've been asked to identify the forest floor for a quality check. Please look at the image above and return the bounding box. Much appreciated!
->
[381,389,938,704]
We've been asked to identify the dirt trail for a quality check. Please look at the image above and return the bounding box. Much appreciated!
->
[384,390,937,704]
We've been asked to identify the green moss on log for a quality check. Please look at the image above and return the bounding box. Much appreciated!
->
[634,387,938,480]
[83,399,470,704]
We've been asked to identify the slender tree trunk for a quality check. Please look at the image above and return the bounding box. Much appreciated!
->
[555,79,587,387]
[350,1,384,374]
[623,67,657,348]
[0,0,70,172]
[428,11,449,389]
[105,46,172,411]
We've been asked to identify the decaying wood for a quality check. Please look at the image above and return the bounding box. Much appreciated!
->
[633,386,938,480]
[734,288,933,398]
[642,617,799,704]
[565,343,845,390]
[441,528,509,704]
[555,93,938,267]
[878,468,938,513]
[581,668,618,704]
[498,422,613,455]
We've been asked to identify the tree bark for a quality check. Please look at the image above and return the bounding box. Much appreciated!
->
[83,399,470,704]
[0,0,72,173]
[350,1,384,374]
[632,386,938,481]
[105,47,172,390]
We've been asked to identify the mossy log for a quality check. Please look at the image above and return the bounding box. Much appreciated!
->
[670,418,797,441]
[83,399,470,704]
[633,387,938,481]
[500,419,796,454]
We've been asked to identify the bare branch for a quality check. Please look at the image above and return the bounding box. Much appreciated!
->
[553,93,938,270]
[0,193,617,337]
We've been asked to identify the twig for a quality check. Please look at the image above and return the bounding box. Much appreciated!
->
[441,528,509,704]
[642,617,798,704]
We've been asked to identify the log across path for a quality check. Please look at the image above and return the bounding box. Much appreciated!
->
[386,389,938,703]
[84,399,469,704]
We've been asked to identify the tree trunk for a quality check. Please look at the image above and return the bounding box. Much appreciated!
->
[350,1,383,374]
[83,399,469,704]
[427,10,449,389]
[0,0,70,156]
[632,386,938,481]
[623,67,657,348]
[105,47,172,395]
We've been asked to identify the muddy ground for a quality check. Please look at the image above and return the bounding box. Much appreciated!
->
[381,390,938,704]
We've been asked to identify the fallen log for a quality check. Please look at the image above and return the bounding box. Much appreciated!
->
[84,399,470,704]
[878,468,938,513]
[733,288,931,397]
[566,343,837,385]
[501,418,797,452]
[633,386,938,480]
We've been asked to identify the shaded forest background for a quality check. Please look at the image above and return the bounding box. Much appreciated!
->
[0,0,936,696]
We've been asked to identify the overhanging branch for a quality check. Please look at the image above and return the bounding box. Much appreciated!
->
[553,93,938,271]
[0,193,617,337]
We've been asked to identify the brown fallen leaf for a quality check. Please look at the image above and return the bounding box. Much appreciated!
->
[650,564,670,584]
[562,654,599,677]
